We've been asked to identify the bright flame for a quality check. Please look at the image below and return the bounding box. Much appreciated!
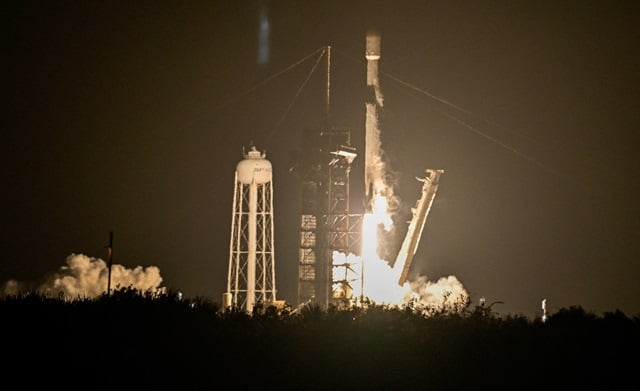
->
[371,193,393,231]
[330,191,469,313]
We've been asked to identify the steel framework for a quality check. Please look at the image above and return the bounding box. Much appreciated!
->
[297,128,362,309]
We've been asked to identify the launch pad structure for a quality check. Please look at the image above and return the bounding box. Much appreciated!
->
[222,31,445,312]
[292,44,363,309]
[296,126,362,309]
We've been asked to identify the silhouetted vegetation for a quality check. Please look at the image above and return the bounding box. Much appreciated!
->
[2,288,638,389]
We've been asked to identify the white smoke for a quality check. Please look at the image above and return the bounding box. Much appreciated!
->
[336,244,469,314]
[1,253,165,300]
[405,275,469,313]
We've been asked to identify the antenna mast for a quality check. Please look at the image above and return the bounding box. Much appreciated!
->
[106,231,113,295]
[325,45,331,126]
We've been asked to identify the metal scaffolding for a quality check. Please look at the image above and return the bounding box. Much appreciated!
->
[297,128,361,309]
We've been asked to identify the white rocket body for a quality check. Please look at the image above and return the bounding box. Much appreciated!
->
[364,31,383,208]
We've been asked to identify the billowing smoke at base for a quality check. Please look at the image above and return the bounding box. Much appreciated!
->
[404,275,469,313]
[1,253,165,299]
[334,248,469,313]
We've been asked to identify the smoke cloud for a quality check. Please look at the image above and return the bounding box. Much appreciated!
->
[405,275,470,313]
[1,253,165,300]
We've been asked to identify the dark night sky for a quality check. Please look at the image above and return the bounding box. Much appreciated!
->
[4,1,639,318]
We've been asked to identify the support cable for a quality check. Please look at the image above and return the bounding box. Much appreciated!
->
[267,47,328,141]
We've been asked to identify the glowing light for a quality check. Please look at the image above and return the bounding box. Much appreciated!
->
[359,211,406,304]
[371,194,393,231]
[354,191,469,312]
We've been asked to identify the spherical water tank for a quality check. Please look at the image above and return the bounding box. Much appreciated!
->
[237,146,272,184]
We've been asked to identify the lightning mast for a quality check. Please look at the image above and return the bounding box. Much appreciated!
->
[296,46,360,309]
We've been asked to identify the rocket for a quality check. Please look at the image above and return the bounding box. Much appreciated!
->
[364,30,383,212]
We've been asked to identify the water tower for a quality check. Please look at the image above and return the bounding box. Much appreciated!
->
[224,146,276,312]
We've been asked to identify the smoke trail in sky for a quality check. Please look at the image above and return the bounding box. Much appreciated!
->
[1,253,164,299]
[257,3,270,66]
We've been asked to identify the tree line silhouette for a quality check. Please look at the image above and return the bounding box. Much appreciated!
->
[2,287,638,389]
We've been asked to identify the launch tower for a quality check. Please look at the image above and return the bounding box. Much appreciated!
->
[296,47,362,309]
[297,129,360,309]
